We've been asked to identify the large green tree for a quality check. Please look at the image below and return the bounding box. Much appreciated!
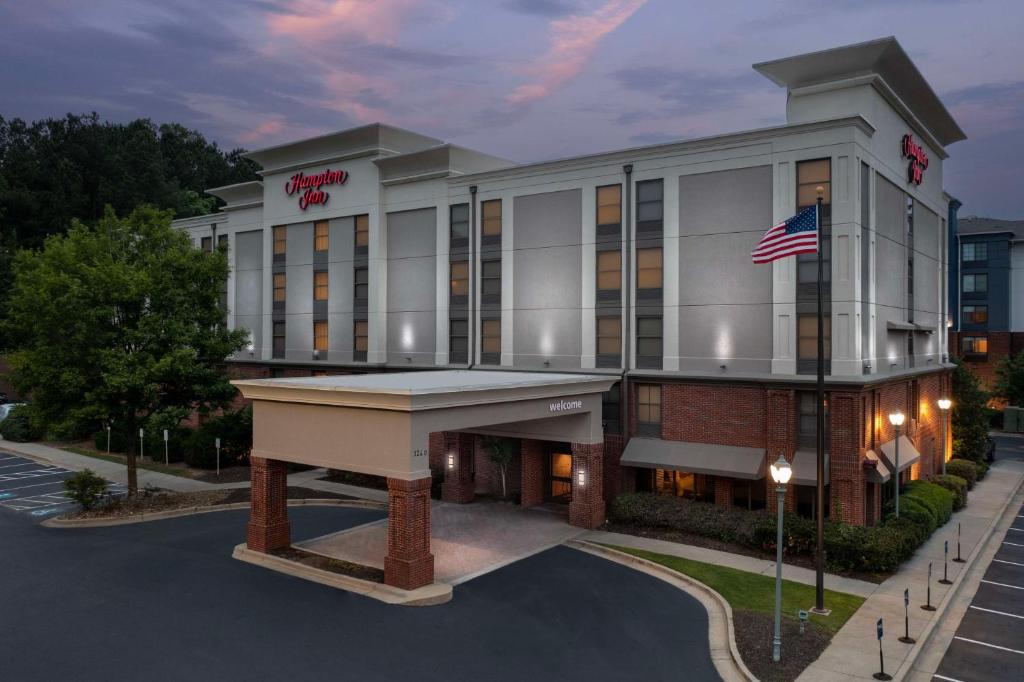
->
[951,360,990,463]
[4,206,248,494]
[994,350,1024,407]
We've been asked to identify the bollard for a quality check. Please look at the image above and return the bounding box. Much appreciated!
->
[873,618,891,680]
[953,522,965,563]
[899,588,915,644]
[215,437,221,477]
[939,540,953,585]
[139,427,145,461]
[163,429,169,466]
[106,423,112,455]
[922,562,936,611]
[798,610,808,635]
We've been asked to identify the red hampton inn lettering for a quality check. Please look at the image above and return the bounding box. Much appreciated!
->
[285,169,349,210]
[901,134,929,185]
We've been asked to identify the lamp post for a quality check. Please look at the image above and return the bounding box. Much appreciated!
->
[770,454,793,663]
[889,412,905,518]
[937,398,951,476]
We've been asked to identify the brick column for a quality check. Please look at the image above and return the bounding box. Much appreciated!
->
[569,442,605,529]
[247,457,290,552]
[520,439,544,508]
[441,433,475,503]
[384,477,434,590]
[713,476,733,507]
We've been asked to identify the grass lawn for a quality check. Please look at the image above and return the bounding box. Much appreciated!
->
[606,545,864,634]
[60,446,195,479]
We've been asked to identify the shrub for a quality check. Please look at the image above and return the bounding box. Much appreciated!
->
[946,459,978,489]
[975,460,990,480]
[64,469,108,509]
[93,427,129,453]
[930,474,968,511]
[904,479,953,526]
[887,496,937,536]
[0,405,43,442]
[182,406,253,469]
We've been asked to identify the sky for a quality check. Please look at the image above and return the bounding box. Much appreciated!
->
[1,0,1022,218]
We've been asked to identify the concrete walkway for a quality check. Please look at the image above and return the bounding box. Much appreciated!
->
[798,458,1024,682]
[582,529,878,598]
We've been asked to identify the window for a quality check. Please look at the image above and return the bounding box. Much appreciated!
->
[354,267,368,303]
[962,242,987,262]
[481,259,501,297]
[272,321,285,358]
[637,248,662,290]
[481,319,501,357]
[597,250,621,292]
[313,320,328,352]
[482,199,502,237]
[314,221,329,252]
[797,391,828,449]
[201,236,213,252]
[636,316,663,367]
[962,305,988,324]
[961,335,988,356]
[273,226,287,255]
[962,274,987,293]
[450,261,469,298]
[636,179,663,233]
[354,321,368,355]
[273,273,286,303]
[602,383,621,435]
[354,214,369,248]
[449,319,468,362]
[911,381,920,423]
[637,384,662,430]
[450,204,469,249]
[313,271,328,301]
[597,316,621,357]
[597,184,621,229]
[797,313,831,365]
[796,159,831,286]
[218,234,228,248]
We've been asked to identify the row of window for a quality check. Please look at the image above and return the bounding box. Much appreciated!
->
[271,320,368,356]
[272,216,369,256]
[962,273,987,293]
[272,268,367,304]
[962,242,987,263]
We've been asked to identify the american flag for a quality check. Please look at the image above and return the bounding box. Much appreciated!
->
[751,206,819,264]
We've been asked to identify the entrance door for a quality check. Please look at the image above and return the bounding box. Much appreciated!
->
[545,444,573,503]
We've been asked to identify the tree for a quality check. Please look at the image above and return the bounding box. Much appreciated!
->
[994,350,1024,407]
[3,206,248,494]
[483,436,515,499]
[951,360,989,463]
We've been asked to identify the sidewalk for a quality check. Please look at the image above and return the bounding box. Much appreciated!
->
[797,458,1024,681]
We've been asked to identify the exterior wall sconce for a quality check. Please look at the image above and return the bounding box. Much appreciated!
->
[576,468,586,487]
[446,453,455,470]
[312,349,321,360]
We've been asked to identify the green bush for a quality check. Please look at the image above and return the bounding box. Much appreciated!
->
[182,406,253,469]
[0,405,43,442]
[886,496,937,536]
[930,474,968,511]
[93,427,129,453]
[946,459,978,489]
[64,469,108,509]
[975,460,990,479]
[904,479,953,526]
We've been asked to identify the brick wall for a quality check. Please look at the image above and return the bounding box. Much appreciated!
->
[246,457,290,552]
[520,439,544,507]
[384,477,434,590]
[660,384,767,447]
[569,442,605,529]
[949,330,1011,395]
[473,436,522,499]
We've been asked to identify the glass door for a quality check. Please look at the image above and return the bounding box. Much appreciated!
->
[546,448,573,503]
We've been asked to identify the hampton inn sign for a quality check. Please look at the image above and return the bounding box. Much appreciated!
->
[901,134,929,186]
[285,168,349,210]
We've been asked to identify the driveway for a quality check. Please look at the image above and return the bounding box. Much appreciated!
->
[0,504,718,682]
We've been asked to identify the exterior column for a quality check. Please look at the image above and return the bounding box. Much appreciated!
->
[384,477,434,590]
[441,433,475,503]
[569,442,605,529]
[520,439,544,508]
[247,457,290,552]
[713,477,733,507]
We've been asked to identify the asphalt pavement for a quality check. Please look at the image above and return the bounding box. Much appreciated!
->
[0,453,125,518]
[0,504,719,682]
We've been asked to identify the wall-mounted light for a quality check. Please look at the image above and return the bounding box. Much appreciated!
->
[576,468,586,487]
[312,349,321,360]
[446,453,455,470]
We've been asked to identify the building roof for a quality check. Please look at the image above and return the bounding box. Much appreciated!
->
[957,216,1024,239]
[754,37,966,147]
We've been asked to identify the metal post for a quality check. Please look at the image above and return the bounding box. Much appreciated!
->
[954,522,965,563]
[894,423,901,519]
[941,408,947,476]
[873,618,891,680]
[139,428,144,461]
[163,429,169,466]
[939,540,952,584]
[922,562,936,611]
[813,195,827,614]
[106,424,111,455]
[773,483,785,663]
[215,437,221,477]
[899,588,915,644]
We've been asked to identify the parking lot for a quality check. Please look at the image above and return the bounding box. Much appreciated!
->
[0,452,125,517]
[934,498,1024,682]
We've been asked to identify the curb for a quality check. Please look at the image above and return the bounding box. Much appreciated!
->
[41,498,386,528]
[894,465,1024,681]
[565,539,756,682]
[232,543,453,607]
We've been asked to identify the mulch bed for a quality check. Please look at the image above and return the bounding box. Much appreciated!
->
[732,609,830,682]
[319,470,389,490]
[194,466,253,484]
[604,522,889,584]
[271,546,384,583]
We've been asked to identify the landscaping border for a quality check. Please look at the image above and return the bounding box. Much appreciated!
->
[565,539,756,682]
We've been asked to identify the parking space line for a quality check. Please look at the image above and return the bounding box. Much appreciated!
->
[0,468,66,482]
[970,605,1024,620]
[993,558,1024,568]
[1005,541,1024,548]
[1008,527,1023,533]
[932,674,966,682]
[0,462,42,470]
[0,479,71,493]
[953,636,1024,655]
[981,579,1024,591]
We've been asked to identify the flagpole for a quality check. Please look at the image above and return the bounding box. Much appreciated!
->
[813,192,829,615]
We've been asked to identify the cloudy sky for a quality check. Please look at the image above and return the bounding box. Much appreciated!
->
[2,0,1022,217]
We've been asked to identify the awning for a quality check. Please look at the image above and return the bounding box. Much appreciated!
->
[620,438,766,480]
[864,450,891,483]
[887,320,917,332]
[874,435,921,475]
[791,450,830,486]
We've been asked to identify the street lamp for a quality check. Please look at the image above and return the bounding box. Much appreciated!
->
[889,412,905,518]
[937,398,952,476]
[770,454,793,663]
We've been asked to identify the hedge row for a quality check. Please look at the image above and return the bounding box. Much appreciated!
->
[610,478,962,573]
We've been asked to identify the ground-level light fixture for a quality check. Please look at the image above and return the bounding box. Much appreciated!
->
[769,454,792,663]
[888,411,905,518]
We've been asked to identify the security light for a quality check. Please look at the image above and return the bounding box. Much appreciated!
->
[937,398,951,411]
[769,455,792,485]
[888,411,905,427]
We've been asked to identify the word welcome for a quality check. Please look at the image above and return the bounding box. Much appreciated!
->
[549,399,583,412]
[901,134,929,186]
[284,169,349,210]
